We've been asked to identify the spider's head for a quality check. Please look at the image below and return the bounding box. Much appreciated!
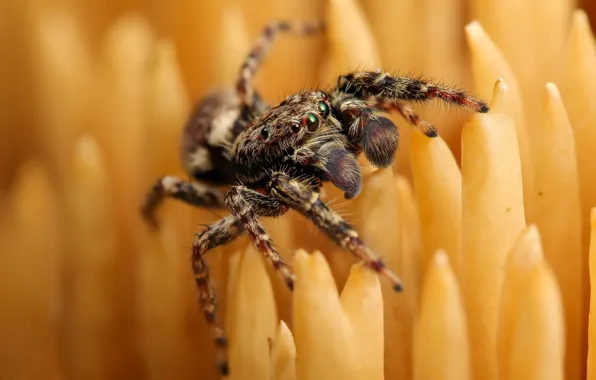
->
[233,91,363,198]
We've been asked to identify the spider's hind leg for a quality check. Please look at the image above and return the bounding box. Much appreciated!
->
[236,20,325,109]
[192,215,244,375]
[140,176,226,228]
[267,171,404,291]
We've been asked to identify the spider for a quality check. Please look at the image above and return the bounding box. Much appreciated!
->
[141,20,489,375]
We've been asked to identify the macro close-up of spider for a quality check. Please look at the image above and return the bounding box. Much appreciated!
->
[6,0,596,378]
[140,20,489,375]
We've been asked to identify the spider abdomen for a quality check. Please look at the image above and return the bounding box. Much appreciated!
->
[179,88,240,185]
[180,88,269,185]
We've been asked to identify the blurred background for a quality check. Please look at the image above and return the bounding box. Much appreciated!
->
[3,0,596,189]
[1,0,595,379]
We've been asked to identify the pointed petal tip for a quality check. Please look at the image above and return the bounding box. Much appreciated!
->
[465,20,483,33]
[279,320,291,334]
[73,135,101,167]
[572,9,589,27]
[545,82,561,99]
[433,250,450,266]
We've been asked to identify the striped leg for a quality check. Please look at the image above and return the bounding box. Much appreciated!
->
[236,20,325,108]
[267,172,404,292]
[141,176,225,227]
[192,216,244,375]
[336,71,490,113]
[375,99,438,138]
[225,186,295,290]
[191,187,291,375]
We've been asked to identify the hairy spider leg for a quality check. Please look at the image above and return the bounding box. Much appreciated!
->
[374,99,438,138]
[225,186,295,289]
[336,71,490,113]
[236,20,325,109]
[192,216,244,376]
[191,186,293,375]
[140,176,226,227]
[267,171,404,291]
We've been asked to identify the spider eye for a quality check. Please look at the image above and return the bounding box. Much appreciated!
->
[318,101,330,118]
[306,113,319,131]
[261,126,269,139]
[291,122,301,134]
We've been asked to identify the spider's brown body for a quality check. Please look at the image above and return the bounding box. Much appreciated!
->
[141,20,489,375]
[178,88,269,185]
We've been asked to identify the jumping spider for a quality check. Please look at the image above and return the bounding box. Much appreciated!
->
[141,20,489,375]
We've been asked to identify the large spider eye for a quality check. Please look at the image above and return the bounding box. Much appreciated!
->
[291,122,301,133]
[305,113,319,131]
[318,101,330,118]
[261,126,269,139]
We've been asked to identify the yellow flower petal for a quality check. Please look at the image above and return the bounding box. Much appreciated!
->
[214,6,250,86]
[227,247,278,380]
[465,23,534,217]
[63,137,117,379]
[497,225,544,379]
[340,263,384,380]
[560,15,596,342]
[533,82,584,378]
[506,261,565,380]
[0,162,62,379]
[320,0,381,84]
[411,129,462,278]
[293,250,384,380]
[588,208,596,380]
[461,83,526,379]
[414,251,470,380]
[33,8,91,178]
[269,321,296,380]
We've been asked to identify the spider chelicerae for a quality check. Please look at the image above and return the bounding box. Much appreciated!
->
[141,20,489,375]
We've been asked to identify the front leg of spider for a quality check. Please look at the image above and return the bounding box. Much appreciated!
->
[332,71,491,166]
[337,71,490,113]
[225,185,295,290]
[191,187,291,376]
[375,99,439,138]
[267,171,403,291]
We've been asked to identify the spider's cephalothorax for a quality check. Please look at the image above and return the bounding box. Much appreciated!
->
[140,20,489,376]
